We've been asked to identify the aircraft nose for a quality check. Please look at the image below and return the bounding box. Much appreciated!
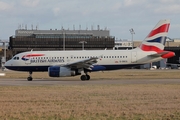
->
[4,60,11,68]
[4,61,8,68]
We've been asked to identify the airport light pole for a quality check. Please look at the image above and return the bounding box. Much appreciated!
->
[129,28,135,49]
[79,41,87,50]
[0,39,8,70]
[0,39,8,62]
[63,31,65,51]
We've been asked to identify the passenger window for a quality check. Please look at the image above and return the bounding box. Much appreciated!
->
[17,57,19,60]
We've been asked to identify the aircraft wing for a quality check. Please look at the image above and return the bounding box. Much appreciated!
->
[63,57,99,70]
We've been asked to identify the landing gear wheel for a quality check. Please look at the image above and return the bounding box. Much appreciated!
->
[86,75,90,80]
[80,74,90,81]
[81,75,87,81]
[27,71,33,81]
[27,77,33,81]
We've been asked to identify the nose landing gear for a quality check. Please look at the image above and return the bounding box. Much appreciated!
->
[27,71,33,81]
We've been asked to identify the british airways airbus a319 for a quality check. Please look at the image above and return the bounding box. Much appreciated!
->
[5,20,175,81]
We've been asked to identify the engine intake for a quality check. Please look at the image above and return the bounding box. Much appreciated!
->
[48,66,76,77]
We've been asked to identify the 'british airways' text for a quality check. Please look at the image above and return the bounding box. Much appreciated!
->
[30,59,64,63]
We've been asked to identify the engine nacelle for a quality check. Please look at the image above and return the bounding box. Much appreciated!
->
[48,66,77,77]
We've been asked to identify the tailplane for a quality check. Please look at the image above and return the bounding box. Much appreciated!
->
[139,19,170,52]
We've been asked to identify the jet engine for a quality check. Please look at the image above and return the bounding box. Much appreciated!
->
[48,66,78,77]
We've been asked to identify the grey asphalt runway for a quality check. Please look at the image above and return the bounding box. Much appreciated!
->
[0,78,179,86]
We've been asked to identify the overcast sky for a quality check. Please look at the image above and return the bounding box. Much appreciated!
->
[0,0,180,41]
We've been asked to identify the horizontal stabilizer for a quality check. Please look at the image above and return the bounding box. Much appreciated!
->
[148,51,175,58]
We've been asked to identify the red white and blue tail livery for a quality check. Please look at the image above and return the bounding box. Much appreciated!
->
[137,20,174,59]
[140,19,170,51]
[5,20,175,81]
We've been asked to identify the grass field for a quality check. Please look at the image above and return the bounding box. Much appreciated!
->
[0,69,180,120]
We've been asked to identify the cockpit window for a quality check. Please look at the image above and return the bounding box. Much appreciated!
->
[13,56,19,60]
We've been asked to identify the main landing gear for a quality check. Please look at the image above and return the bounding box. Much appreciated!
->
[27,71,33,81]
[80,74,90,81]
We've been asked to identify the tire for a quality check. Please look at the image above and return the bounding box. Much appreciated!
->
[80,75,87,81]
[86,75,90,80]
[27,77,33,81]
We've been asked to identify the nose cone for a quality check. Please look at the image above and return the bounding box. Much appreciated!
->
[4,60,11,69]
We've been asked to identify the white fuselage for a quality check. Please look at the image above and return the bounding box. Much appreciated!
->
[5,48,162,72]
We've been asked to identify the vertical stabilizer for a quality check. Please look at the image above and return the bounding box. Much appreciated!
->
[140,19,170,52]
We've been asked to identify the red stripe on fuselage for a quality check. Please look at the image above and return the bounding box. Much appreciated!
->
[147,23,170,38]
[25,54,44,57]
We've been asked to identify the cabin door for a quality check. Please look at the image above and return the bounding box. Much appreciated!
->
[131,52,137,63]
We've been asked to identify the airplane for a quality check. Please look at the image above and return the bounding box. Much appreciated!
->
[5,19,175,81]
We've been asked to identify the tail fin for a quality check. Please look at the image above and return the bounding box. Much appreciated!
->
[140,19,170,52]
